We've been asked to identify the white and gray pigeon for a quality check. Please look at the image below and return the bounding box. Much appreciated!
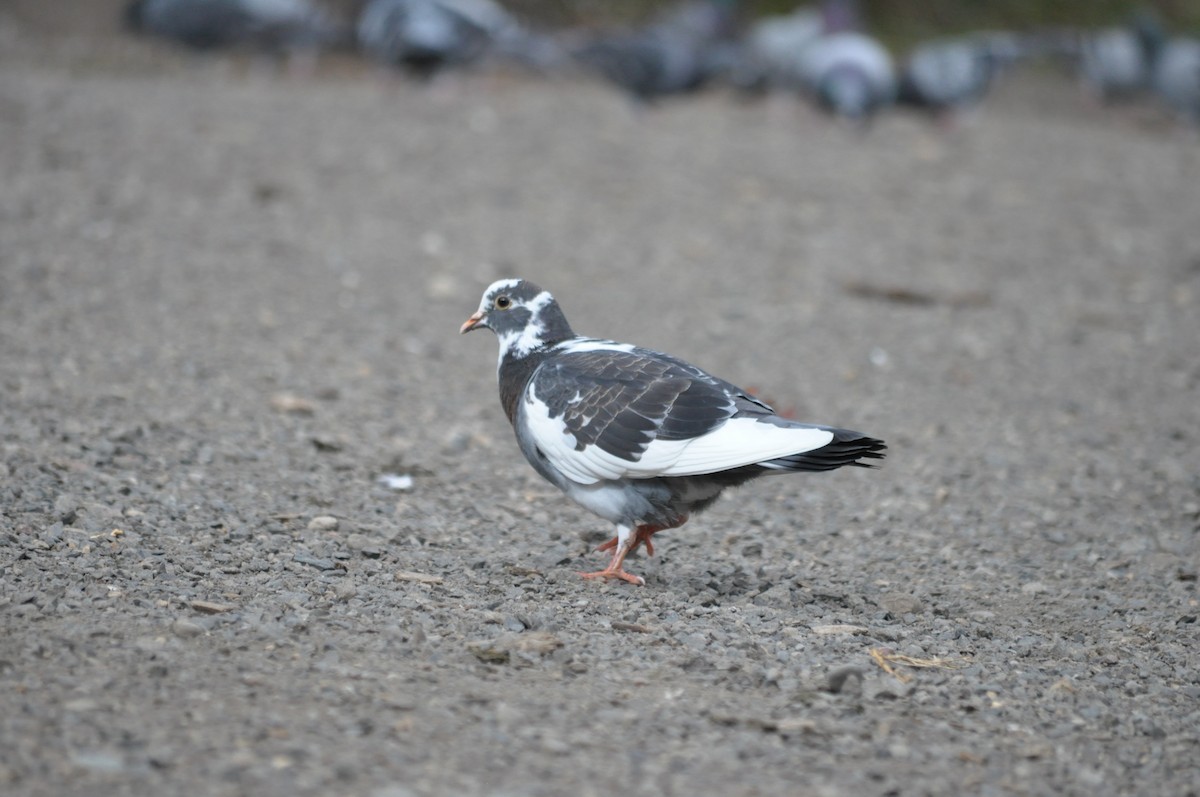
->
[461,279,886,586]
[1153,37,1200,127]
[1077,12,1165,101]
[124,0,344,51]
[724,0,864,94]
[356,0,514,77]
[571,0,738,102]
[797,31,897,124]
[898,37,995,118]
[727,6,824,92]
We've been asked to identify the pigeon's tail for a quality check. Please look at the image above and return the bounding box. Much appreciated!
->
[761,426,886,472]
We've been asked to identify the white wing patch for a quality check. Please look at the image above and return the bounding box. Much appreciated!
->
[523,390,835,485]
[555,338,637,355]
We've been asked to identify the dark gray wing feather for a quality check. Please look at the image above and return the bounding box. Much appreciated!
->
[532,349,740,462]
[763,426,887,471]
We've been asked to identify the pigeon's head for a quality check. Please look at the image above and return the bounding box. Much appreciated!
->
[460,278,574,357]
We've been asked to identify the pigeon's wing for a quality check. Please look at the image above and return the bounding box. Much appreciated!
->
[143,0,259,47]
[573,34,659,97]
[522,347,836,484]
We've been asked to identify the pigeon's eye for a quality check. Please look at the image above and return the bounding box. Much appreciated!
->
[494,295,512,310]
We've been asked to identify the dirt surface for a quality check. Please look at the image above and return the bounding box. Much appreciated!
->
[3,10,1200,797]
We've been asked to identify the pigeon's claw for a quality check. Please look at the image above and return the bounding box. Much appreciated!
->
[578,523,649,586]
[578,566,645,586]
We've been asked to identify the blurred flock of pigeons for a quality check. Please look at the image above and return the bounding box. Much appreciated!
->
[123,0,1200,127]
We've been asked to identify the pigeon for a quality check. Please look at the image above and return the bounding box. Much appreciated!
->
[571,1,738,102]
[1079,27,1150,98]
[724,0,870,95]
[572,29,714,100]
[124,0,344,51]
[1153,37,1200,126]
[727,6,824,92]
[899,37,995,118]
[1077,12,1164,101]
[356,0,514,77]
[797,31,896,123]
[461,279,886,586]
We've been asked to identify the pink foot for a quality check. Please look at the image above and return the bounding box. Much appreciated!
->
[582,518,688,587]
[577,566,645,586]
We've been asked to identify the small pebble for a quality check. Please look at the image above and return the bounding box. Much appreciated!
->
[171,619,205,638]
[270,393,315,415]
[878,592,923,615]
[293,552,337,571]
[307,516,339,532]
[377,473,414,491]
[827,666,865,694]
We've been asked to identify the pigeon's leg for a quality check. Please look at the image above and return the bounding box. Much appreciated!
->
[579,524,645,586]
[595,516,687,557]
[596,524,660,556]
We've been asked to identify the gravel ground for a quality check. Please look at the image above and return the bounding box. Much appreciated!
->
[2,10,1200,797]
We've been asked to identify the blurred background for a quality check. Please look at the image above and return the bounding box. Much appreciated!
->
[5,0,1198,130]
[6,0,1200,38]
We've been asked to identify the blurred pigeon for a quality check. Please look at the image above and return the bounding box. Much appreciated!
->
[1153,37,1200,126]
[1078,12,1164,100]
[124,0,344,51]
[899,37,994,117]
[572,0,739,101]
[489,25,571,73]
[573,32,710,99]
[726,0,874,93]
[461,279,885,585]
[356,0,517,77]
[798,31,896,123]
[1079,28,1148,98]
[728,6,824,91]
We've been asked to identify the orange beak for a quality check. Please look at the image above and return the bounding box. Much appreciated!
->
[460,310,486,334]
